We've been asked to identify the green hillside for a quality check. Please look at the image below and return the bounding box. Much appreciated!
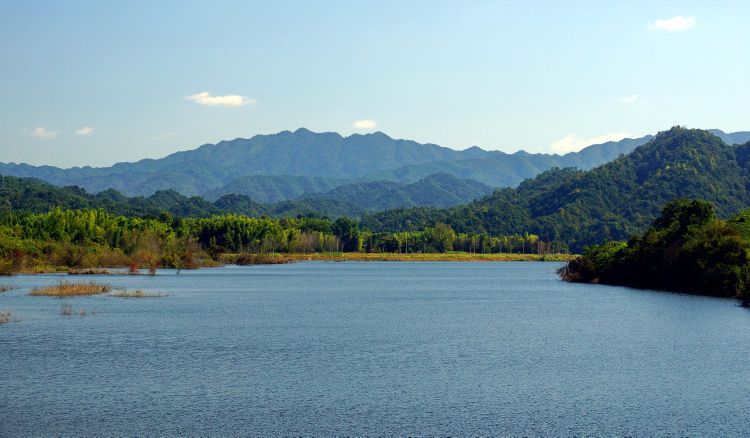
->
[0,173,491,219]
[362,128,750,251]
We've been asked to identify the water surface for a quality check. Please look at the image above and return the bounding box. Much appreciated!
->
[1,262,748,435]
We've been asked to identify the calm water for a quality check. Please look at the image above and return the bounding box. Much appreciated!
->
[1,262,749,436]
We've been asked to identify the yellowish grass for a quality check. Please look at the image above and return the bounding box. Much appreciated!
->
[30,281,112,297]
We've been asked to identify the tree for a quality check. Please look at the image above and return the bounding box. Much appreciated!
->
[431,222,455,253]
[332,217,360,252]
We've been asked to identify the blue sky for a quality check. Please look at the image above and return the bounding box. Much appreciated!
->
[1,1,748,167]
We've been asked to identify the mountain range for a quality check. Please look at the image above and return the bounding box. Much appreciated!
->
[11,127,749,201]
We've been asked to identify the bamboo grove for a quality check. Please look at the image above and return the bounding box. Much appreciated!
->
[0,208,559,273]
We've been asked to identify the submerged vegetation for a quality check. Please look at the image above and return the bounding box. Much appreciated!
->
[0,311,15,324]
[27,280,166,299]
[59,303,97,316]
[110,290,169,298]
[560,199,750,305]
[30,281,112,297]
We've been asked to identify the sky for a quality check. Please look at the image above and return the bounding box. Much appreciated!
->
[1,0,748,167]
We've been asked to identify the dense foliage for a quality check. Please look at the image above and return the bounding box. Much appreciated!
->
[0,173,491,219]
[0,208,554,274]
[560,199,750,304]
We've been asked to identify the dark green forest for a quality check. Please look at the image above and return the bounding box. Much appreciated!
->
[0,208,549,274]
[560,199,750,305]
[0,173,492,219]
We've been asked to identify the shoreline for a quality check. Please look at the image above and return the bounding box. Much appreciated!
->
[6,252,575,275]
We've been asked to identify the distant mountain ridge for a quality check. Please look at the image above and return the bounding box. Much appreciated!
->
[0,173,493,218]
[0,128,746,201]
[708,129,750,145]
[0,128,492,196]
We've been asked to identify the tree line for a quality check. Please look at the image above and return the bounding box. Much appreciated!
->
[0,208,560,274]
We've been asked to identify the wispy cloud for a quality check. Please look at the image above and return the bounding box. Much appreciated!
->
[550,132,629,154]
[649,16,696,32]
[31,126,57,139]
[621,95,639,104]
[75,126,94,136]
[185,91,255,107]
[353,119,376,129]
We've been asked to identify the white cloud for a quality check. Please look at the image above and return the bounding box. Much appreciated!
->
[649,16,696,32]
[550,132,629,154]
[621,94,639,104]
[184,91,255,107]
[75,126,94,136]
[353,119,377,129]
[30,126,57,139]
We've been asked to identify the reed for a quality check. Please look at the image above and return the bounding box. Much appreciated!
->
[30,281,112,297]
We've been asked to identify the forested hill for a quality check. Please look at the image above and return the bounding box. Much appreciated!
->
[0,173,492,218]
[362,127,750,251]
[0,128,656,197]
